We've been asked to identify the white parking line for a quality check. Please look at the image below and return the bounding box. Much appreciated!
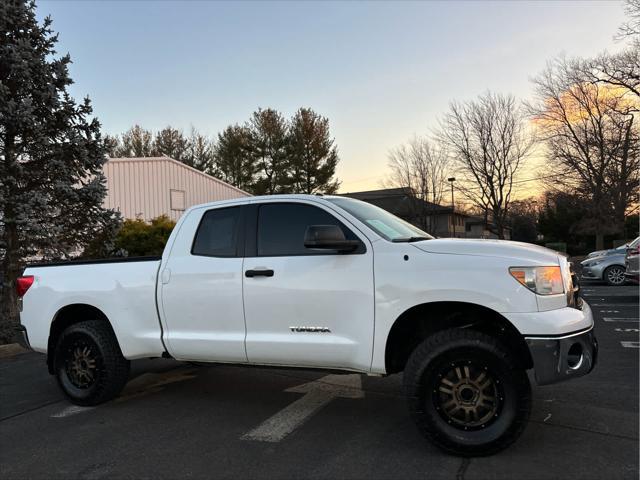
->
[51,405,95,418]
[242,374,364,443]
[614,328,639,333]
[603,317,639,322]
[591,303,640,307]
[620,341,640,348]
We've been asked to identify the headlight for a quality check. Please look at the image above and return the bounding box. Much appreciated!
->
[584,259,603,267]
[509,266,564,295]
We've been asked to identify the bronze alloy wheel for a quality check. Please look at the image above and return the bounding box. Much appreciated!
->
[433,361,503,430]
[64,336,100,389]
[54,320,130,406]
[404,329,531,456]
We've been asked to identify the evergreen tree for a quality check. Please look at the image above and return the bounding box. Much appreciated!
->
[287,108,340,194]
[116,124,154,157]
[184,127,214,171]
[152,126,188,162]
[248,108,289,195]
[104,134,120,157]
[0,0,120,341]
[213,125,257,192]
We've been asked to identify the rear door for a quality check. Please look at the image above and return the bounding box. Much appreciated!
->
[160,204,247,362]
[242,200,375,372]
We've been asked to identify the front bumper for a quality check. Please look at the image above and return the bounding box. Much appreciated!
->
[580,266,601,280]
[525,326,598,386]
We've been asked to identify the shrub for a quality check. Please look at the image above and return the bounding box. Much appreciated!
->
[114,215,176,257]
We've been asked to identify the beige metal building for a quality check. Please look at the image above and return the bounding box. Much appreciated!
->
[103,156,250,221]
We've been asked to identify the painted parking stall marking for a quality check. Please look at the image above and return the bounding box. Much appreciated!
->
[242,374,364,443]
[592,303,640,307]
[583,284,640,351]
[51,406,95,418]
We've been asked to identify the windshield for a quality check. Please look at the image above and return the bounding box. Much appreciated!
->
[327,197,433,242]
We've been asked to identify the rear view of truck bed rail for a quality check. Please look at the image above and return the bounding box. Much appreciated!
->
[27,256,162,268]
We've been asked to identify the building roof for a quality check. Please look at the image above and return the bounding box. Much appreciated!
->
[341,187,460,217]
[106,155,250,197]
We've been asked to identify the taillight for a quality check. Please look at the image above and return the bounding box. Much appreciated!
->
[16,276,34,298]
[628,247,640,257]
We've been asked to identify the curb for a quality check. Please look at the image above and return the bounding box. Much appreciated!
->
[0,343,29,359]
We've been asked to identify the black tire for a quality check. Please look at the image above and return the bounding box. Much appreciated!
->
[54,320,130,406]
[403,329,531,456]
[603,265,626,286]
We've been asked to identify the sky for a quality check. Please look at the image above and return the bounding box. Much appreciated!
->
[37,0,628,194]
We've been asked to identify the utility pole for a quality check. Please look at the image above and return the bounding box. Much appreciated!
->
[448,177,456,238]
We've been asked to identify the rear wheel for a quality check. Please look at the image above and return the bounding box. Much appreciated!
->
[603,265,626,286]
[54,320,130,406]
[404,329,531,456]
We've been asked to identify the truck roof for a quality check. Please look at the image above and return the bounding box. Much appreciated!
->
[186,193,340,212]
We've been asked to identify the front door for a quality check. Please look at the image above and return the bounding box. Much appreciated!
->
[242,201,375,372]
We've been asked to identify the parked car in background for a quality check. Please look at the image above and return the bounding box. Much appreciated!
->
[586,243,631,259]
[624,237,640,284]
[581,253,628,286]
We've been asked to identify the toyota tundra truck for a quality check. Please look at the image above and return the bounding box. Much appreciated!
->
[15,195,597,456]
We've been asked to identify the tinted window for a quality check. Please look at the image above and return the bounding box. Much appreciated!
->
[257,203,359,256]
[192,207,241,257]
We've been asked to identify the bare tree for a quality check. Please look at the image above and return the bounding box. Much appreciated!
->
[577,49,640,99]
[529,58,639,249]
[438,92,534,239]
[617,0,640,42]
[575,1,640,99]
[386,136,451,232]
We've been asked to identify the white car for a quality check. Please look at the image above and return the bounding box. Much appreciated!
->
[15,195,597,456]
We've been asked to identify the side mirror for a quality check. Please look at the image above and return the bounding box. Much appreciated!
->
[304,225,360,252]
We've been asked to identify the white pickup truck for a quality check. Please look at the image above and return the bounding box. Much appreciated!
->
[15,195,597,455]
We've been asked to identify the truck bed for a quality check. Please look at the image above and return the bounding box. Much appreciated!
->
[21,257,166,359]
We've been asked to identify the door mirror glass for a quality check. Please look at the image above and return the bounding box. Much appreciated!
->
[304,225,360,252]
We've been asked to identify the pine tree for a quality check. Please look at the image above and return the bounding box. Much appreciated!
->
[104,134,120,157]
[184,127,214,171]
[116,124,154,157]
[287,108,340,194]
[213,125,257,192]
[248,108,289,194]
[153,126,188,162]
[0,0,120,342]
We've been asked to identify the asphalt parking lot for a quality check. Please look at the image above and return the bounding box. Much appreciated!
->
[1,284,638,480]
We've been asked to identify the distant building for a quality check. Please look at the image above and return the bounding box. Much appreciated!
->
[103,156,250,221]
[464,215,511,240]
[342,187,510,239]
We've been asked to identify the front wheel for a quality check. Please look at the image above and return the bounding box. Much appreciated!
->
[54,320,130,406]
[404,329,531,456]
